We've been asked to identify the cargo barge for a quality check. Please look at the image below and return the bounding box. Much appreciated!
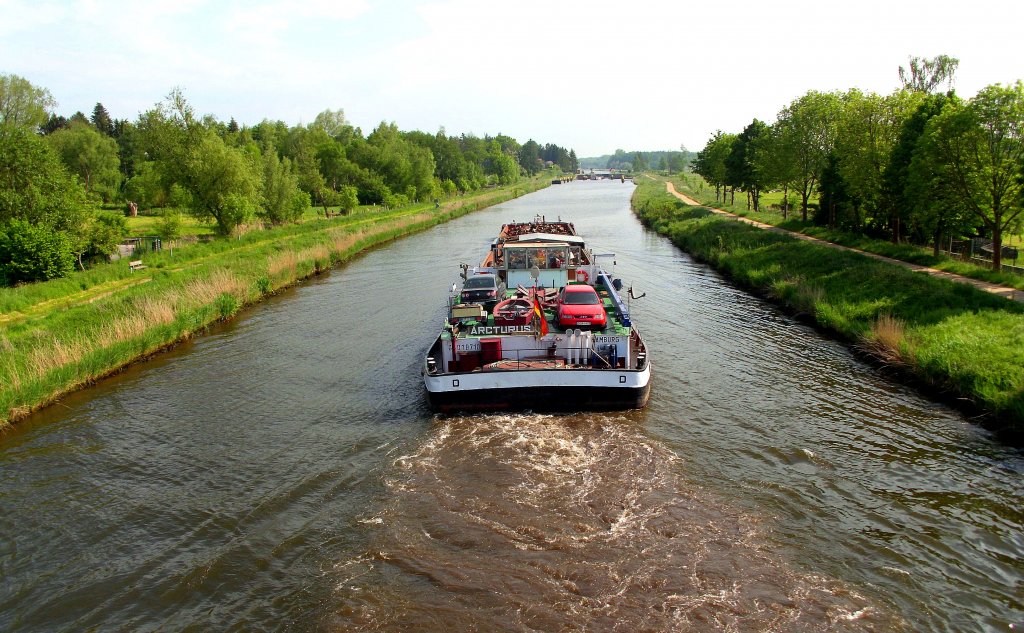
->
[423,217,652,412]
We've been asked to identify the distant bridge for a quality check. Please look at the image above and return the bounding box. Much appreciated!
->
[575,169,632,181]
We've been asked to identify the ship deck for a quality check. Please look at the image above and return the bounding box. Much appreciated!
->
[450,288,630,338]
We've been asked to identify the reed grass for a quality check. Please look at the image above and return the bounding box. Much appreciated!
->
[632,179,1024,436]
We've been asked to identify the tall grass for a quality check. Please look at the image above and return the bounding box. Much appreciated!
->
[633,179,1024,437]
[0,176,550,429]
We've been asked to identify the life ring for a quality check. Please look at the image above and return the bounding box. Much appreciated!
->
[576,269,589,283]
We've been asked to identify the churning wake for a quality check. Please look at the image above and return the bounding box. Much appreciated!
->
[328,414,898,632]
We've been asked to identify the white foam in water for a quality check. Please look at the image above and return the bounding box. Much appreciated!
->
[330,412,897,630]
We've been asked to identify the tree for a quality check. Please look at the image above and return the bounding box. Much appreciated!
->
[73,211,128,269]
[91,103,115,136]
[726,119,772,211]
[757,124,799,218]
[692,131,735,202]
[906,122,972,257]
[47,121,122,201]
[310,108,347,137]
[487,140,519,185]
[156,208,183,245]
[0,74,56,129]
[899,55,959,94]
[518,139,542,175]
[0,124,87,232]
[883,92,953,244]
[776,91,843,220]
[918,82,1024,269]
[134,88,201,197]
[667,152,688,173]
[337,185,359,214]
[124,161,169,209]
[817,153,854,229]
[833,89,919,235]
[607,149,629,170]
[181,132,261,236]
[259,150,307,225]
[41,114,69,135]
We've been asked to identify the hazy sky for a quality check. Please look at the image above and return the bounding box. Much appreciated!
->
[2,0,1022,157]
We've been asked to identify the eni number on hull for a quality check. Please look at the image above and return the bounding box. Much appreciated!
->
[423,216,651,412]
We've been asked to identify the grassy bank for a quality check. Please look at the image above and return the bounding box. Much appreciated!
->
[0,179,549,429]
[668,173,1024,291]
[633,179,1024,438]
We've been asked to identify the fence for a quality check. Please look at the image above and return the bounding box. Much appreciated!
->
[942,239,1024,276]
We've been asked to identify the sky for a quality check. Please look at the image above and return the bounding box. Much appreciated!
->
[2,0,1022,158]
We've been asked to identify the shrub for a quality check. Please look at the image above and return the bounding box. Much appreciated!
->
[0,219,75,284]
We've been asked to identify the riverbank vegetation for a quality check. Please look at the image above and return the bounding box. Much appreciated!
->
[670,172,1024,292]
[632,179,1024,438]
[0,177,548,428]
[1,75,578,285]
[687,55,1024,273]
[0,74,578,427]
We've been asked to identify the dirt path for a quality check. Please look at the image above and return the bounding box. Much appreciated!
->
[664,181,1023,304]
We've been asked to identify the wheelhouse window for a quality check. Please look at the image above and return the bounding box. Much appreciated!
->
[506,246,567,270]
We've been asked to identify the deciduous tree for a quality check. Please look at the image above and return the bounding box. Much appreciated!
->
[0,124,87,232]
[0,74,56,129]
[181,132,261,235]
[47,121,122,201]
[899,55,959,94]
[726,119,771,211]
[776,91,842,220]
[883,92,953,244]
[917,82,1024,269]
[692,131,734,202]
[834,89,919,234]
[259,150,307,225]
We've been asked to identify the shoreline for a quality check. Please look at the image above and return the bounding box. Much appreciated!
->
[631,179,1024,443]
[0,179,549,432]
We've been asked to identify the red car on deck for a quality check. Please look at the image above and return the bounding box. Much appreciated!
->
[557,284,607,329]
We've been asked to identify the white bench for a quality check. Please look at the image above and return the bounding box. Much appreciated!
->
[129,260,147,272]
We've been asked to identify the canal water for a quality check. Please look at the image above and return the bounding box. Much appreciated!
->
[1,182,1021,632]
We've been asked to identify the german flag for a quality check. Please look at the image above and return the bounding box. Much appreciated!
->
[533,297,548,336]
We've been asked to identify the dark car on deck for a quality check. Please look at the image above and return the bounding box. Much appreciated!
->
[460,274,505,309]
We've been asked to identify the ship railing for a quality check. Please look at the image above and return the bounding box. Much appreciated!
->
[468,343,632,371]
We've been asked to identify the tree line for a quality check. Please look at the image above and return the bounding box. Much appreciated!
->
[579,149,692,172]
[690,56,1024,270]
[0,76,579,285]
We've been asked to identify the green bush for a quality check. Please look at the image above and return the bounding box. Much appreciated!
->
[0,219,75,284]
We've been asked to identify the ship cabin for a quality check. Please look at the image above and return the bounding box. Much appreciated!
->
[481,232,591,289]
